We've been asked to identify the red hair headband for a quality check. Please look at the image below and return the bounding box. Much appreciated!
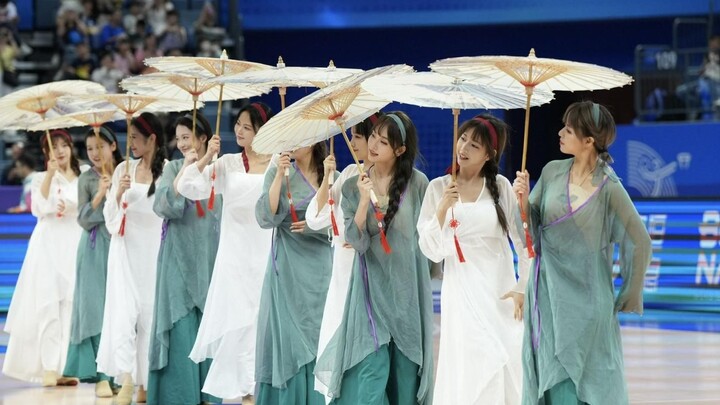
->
[473,117,498,151]
[251,103,268,124]
[368,113,379,126]
[135,115,154,136]
[41,129,73,149]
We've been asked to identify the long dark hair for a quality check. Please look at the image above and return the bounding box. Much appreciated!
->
[84,125,123,169]
[41,129,81,176]
[373,111,418,230]
[174,112,212,153]
[309,141,328,185]
[457,114,510,235]
[130,112,166,196]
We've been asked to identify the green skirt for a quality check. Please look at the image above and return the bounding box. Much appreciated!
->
[147,308,221,405]
[330,342,419,405]
[63,334,111,383]
[257,360,325,405]
[541,379,589,405]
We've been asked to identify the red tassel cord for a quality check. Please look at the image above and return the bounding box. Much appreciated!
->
[119,201,128,237]
[286,174,299,223]
[195,200,205,218]
[329,197,340,236]
[519,198,535,258]
[449,210,466,263]
[208,168,216,210]
[374,208,392,254]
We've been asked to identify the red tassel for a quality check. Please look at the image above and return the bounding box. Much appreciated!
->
[329,198,339,236]
[195,200,205,218]
[119,201,128,236]
[519,199,535,258]
[449,214,465,263]
[374,210,392,254]
[208,168,216,210]
[453,234,466,263]
[208,187,215,210]
[290,204,299,223]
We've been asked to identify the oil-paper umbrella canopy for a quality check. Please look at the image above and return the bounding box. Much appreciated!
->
[361,71,554,262]
[217,57,363,109]
[252,64,412,154]
[120,72,270,103]
[430,48,634,171]
[0,80,107,159]
[253,64,412,254]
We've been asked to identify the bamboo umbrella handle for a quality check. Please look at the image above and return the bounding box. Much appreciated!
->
[93,125,106,177]
[125,114,132,175]
[451,109,460,180]
[339,124,378,205]
[212,83,225,162]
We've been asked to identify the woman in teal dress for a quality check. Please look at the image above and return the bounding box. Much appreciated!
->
[315,112,434,405]
[513,101,652,405]
[147,113,222,405]
[63,126,123,397]
[254,142,336,405]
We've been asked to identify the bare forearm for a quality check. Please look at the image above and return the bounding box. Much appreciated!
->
[268,175,283,214]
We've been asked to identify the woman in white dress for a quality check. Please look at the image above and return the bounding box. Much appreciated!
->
[177,102,275,403]
[418,115,530,405]
[306,113,380,401]
[3,130,86,386]
[97,112,166,405]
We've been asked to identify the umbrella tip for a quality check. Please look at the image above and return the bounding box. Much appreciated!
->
[528,48,536,58]
[328,60,336,69]
[277,56,285,68]
[221,49,228,59]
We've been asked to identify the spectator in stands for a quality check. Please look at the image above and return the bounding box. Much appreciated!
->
[80,0,101,50]
[0,0,18,31]
[123,1,145,38]
[56,4,89,62]
[0,24,18,96]
[146,0,174,37]
[129,18,148,50]
[194,1,224,57]
[1,141,24,185]
[134,33,162,72]
[63,41,96,80]
[92,51,123,93]
[6,153,37,213]
[698,35,720,119]
[113,37,138,76]
[98,8,126,50]
[158,10,187,54]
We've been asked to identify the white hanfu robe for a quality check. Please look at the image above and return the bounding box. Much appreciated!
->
[418,174,530,405]
[305,164,361,401]
[178,153,273,399]
[3,169,86,382]
[96,159,163,386]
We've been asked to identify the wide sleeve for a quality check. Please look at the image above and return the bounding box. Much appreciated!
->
[254,164,289,229]
[153,160,187,220]
[103,161,127,235]
[417,178,453,263]
[341,175,370,254]
[76,172,106,231]
[177,155,227,201]
[499,176,530,293]
[30,172,55,218]
[526,164,548,241]
[608,181,652,314]
[306,167,349,231]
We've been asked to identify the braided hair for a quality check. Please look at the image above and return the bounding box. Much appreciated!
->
[457,114,510,235]
[373,111,418,231]
[130,112,166,196]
